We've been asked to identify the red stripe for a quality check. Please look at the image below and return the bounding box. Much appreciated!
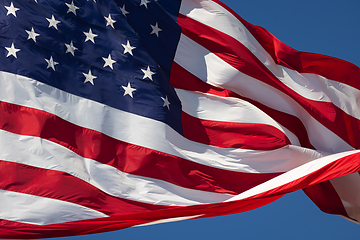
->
[0,195,283,239]
[303,181,348,218]
[2,151,360,239]
[208,0,358,222]
[182,112,290,150]
[178,14,285,98]
[236,154,360,220]
[0,160,168,216]
[0,101,280,195]
[0,218,152,239]
[177,14,360,149]
[170,62,314,149]
[212,0,360,91]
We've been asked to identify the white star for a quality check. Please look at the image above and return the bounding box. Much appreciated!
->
[5,43,20,58]
[104,14,116,29]
[161,95,170,110]
[122,82,136,98]
[45,56,59,71]
[120,4,129,16]
[87,0,96,2]
[102,54,116,69]
[46,15,61,30]
[65,1,79,15]
[150,22,162,37]
[83,28,98,43]
[141,66,155,81]
[122,40,136,56]
[64,41,78,56]
[5,2,20,17]
[83,70,97,85]
[140,0,150,8]
[25,27,40,42]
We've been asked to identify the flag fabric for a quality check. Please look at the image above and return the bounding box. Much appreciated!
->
[0,0,360,238]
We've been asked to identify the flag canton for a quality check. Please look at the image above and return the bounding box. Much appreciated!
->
[0,0,183,133]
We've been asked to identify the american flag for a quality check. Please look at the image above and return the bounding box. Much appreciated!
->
[0,0,360,238]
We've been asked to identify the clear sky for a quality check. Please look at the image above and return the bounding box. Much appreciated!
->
[6,1,360,239]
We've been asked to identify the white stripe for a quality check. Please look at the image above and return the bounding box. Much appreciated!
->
[134,215,203,227]
[302,73,360,120]
[179,0,329,102]
[0,71,325,173]
[271,66,360,122]
[176,88,285,129]
[0,189,108,225]
[174,34,353,153]
[227,150,360,202]
[279,126,300,146]
[0,130,232,206]
[180,0,360,122]
[180,0,262,61]
[330,173,360,222]
[174,34,237,86]
[175,89,301,146]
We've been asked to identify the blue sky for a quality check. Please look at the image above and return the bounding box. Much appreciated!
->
[7,1,360,239]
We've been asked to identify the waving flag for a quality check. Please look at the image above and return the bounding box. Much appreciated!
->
[0,0,359,238]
